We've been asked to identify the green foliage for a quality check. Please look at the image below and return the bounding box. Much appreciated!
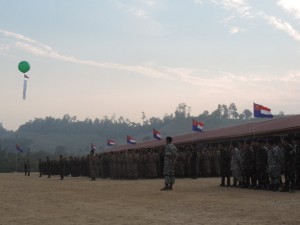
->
[0,102,279,172]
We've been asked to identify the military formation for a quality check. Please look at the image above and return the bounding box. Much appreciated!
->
[36,135,300,192]
[219,136,300,192]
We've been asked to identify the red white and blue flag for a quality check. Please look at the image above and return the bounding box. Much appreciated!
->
[127,135,136,145]
[91,143,97,151]
[153,129,161,140]
[253,103,273,118]
[192,119,204,132]
[16,144,23,153]
[107,139,116,146]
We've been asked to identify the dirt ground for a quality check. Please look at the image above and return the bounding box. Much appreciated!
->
[0,173,299,225]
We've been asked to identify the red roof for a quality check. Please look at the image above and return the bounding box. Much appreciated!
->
[106,115,300,152]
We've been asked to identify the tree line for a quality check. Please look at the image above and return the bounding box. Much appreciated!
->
[0,102,284,173]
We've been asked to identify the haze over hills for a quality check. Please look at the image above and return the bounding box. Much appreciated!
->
[0,103,282,155]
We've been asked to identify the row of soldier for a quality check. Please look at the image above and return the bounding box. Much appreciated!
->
[37,135,300,192]
[38,147,225,180]
[219,136,300,192]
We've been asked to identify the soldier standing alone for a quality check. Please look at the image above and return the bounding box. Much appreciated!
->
[161,136,178,191]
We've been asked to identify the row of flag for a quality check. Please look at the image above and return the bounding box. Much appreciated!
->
[101,102,273,147]
[16,103,273,152]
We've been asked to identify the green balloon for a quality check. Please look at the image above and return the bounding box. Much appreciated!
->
[18,61,30,73]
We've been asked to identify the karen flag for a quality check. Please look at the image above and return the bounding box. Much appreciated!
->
[153,129,161,140]
[91,143,97,151]
[127,135,136,145]
[16,144,23,153]
[253,103,273,118]
[107,139,116,146]
[192,119,204,132]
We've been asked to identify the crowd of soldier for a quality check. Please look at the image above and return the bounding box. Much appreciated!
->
[38,146,223,180]
[37,135,300,192]
[219,136,300,192]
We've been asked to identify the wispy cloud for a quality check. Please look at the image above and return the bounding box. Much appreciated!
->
[1,28,300,105]
[138,0,157,7]
[278,0,300,19]
[115,1,164,36]
[229,26,244,34]
[210,0,252,18]
[0,43,10,51]
[194,0,203,6]
[261,13,300,41]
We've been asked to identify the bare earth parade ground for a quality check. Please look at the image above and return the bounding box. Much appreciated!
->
[0,173,300,225]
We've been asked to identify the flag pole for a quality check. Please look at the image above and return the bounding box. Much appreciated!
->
[15,133,18,172]
[252,102,256,138]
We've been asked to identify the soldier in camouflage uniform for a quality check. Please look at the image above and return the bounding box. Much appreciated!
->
[266,138,281,191]
[190,146,198,179]
[253,139,269,190]
[175,150,185,178]
[241,140,253,188]
[59,155,65,180]
[161,137,178,191]
[294,136,300,190]
[89,150,97,181]
[280,136,296,192]
[219,142,231,186]
[230,141,242,187]
[46,156,52,178]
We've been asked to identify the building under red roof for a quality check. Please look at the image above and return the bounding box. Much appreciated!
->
[106,115,300,152]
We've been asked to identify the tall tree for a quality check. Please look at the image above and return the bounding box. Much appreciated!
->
[242,109,252,120]
[229,103,238,119]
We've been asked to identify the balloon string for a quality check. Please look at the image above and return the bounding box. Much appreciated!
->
[23,79,27,100]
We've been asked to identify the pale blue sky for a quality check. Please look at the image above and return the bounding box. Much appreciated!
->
[1,0,300,130]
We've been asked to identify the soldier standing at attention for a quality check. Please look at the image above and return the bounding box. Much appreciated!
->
[89,149,97,181]
[38,159,43,177]
[46,156,51,178]
[161,136,178,191]
[254,139,268,190]
[280,136,296,192]
[26,160,31,176]
[230,141,242,187]
[24,161,28,176]
[266,138,281,191]
[294,136,300,190]
[59,155,65,180]
[219,142,231,187]
[293,134,300,190]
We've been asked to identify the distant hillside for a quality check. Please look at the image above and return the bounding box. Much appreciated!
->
[0,103,283,154]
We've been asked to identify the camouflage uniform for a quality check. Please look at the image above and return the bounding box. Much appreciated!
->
[46,157,52,178]
[147,151,158,178]
[255,142,268,189]
[294,140,300,189]
[190,148,198,179]
[163,142,178,188]
[175,151,185,178]
[219,144,231,186]
[89,151,97,180]
[267,143,281,191]
[231,146,242,186]
[59,155,65,180]
[281,138,296,191]
[241,141,253,188]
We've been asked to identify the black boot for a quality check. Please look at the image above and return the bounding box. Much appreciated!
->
[160,184,169,191]
[220,177,225,187]
[226,177,231,187]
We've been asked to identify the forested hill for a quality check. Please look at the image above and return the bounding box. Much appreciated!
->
[0,103,284,155]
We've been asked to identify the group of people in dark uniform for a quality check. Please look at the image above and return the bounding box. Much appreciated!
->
[219,135,300,192]
[36,134,300,192]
